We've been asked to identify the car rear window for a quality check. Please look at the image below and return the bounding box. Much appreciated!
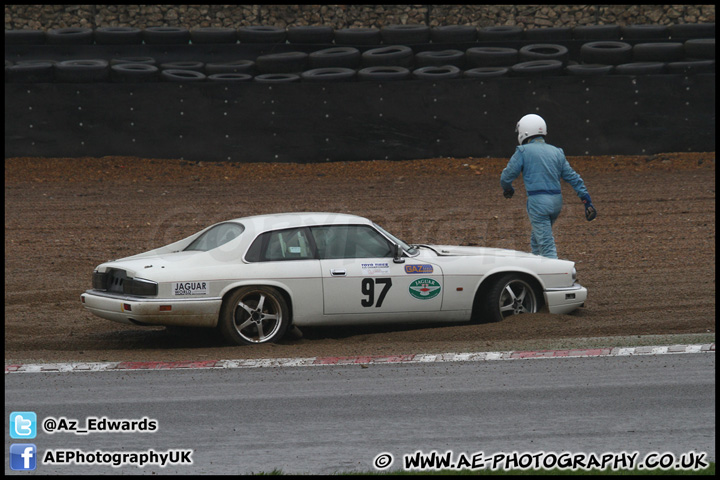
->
[184,222,245,252]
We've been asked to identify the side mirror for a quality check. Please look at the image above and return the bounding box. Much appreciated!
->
[392,243,405,264]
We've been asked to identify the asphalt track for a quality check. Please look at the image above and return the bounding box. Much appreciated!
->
[4,347,715,475]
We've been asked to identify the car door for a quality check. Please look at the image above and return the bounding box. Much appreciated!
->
[310,224,443,316]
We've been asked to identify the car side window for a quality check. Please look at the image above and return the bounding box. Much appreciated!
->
[311,225,393,259]
[245,227,314,262]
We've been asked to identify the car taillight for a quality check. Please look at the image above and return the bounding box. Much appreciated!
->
[92,271,108,290]
[124,278,158,296]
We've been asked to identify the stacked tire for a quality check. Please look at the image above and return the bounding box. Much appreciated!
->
[4,22,715,83]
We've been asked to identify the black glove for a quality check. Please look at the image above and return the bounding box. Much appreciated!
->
[503,187,514,199]
[581,194,597,222]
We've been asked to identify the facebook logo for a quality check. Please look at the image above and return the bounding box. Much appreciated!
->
[10,411,37,439]
[10,444,37,471]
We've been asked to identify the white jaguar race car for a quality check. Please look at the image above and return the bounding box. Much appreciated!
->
[81,212,587,345]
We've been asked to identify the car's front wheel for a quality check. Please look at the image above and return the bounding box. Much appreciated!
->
[483,274,539,323]
[218,286,289,345]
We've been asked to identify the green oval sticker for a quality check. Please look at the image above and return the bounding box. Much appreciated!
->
[409,278,441,300]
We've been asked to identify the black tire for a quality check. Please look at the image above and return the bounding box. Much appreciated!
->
[160,61,205,72]
[633,42,685,62]
[94,26,143,45]
[477,26,523,41]
[161,69,206,82]
[333,27,381,45]
[613,62,666,75]
[572,24,621,40]
[287,25,334,44]
[218,286,290,345]
[466,47,518,67]
[205,60,255,75]
[361,45,414,68]
[381,24,431,44]
[668,22,716,40]
[190,27,237,44]
[523,27,572,41]
[666,60,715,75]
[207,73,253,82]
[14,59,57,66]
[142,26,190,45]
[481,273,541,323]
[110,63,159,82]
[463,66,509,78]
[46,27,94,45]
[412,65,461,79]
[256,51,308,74]
[519,43,569,65]
[684,38,715,60]
[5,29,46,45]
[431,25,477,43]
[580,41,633,65]
[110,56,156,66]
[620,24,669,40]
[357,66,410,81]
[565,64,614,76]
[6,62,54,83]
[55,59,109,82]
[308,47,361,69]
[254,73,300,83]
[237,26,286,44]
[415,49,465,68]
[300,67,356,82]
[510,59,564,76]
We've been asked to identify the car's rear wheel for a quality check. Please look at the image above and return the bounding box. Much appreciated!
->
[483,274,539,323]
[219,286,289,345]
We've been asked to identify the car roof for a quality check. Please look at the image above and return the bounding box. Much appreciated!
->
[226,212,373,233]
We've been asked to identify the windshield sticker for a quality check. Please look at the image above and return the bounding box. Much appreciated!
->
[405,264,434,274]
[173,281,208,296]
[361,262,390,275]
[409,278,441,300]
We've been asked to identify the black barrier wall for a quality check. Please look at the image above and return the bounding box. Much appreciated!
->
[5,22,716,161]
[4,73,715,162]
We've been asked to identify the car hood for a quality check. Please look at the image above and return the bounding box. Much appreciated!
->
[424,245,540,259]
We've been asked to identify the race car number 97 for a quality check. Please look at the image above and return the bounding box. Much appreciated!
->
[361,278,392,308]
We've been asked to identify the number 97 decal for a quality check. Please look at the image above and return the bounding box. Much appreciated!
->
[361,278,392,308]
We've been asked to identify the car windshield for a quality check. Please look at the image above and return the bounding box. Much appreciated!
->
[184,222,245,252]
[373,223,418,256]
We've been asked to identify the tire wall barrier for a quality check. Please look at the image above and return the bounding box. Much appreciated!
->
[5,10,716,161]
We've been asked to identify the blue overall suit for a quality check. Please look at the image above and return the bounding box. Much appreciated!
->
[500,137,589,259]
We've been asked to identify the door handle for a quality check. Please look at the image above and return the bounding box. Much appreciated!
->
[330,269,346,276]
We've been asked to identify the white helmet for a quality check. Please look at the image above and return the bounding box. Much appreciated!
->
[516,114,547,145]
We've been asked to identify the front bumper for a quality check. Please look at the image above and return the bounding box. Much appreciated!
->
[81,290,222,327]
[544,283,587,314]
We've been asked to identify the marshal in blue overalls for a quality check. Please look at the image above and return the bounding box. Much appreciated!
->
[500,114,596,259]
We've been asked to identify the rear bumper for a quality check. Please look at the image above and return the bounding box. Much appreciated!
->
[544,284,587,314]
[81,290,222,327]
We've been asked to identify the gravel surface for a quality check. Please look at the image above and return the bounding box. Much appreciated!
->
[4,152,715,364]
